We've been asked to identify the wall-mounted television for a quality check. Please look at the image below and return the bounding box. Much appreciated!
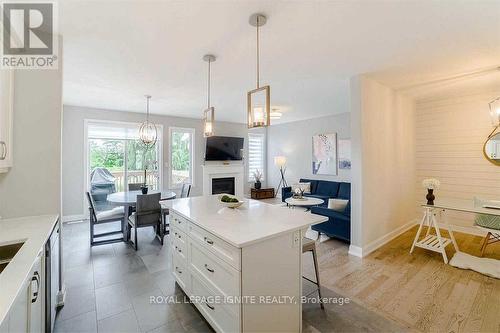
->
[205,136,244,161]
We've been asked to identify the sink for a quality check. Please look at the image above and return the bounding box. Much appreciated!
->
[0,242,25,274]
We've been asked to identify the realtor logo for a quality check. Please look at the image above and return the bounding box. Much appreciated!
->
[1,1,58,69]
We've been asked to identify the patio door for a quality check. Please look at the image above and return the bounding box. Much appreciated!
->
[86,121,162,201]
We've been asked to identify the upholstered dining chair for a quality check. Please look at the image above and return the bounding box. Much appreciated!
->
[180,183,192,198]
[86,192,126,246]
[127,192,162,250]
[162,183,191,238]
[128,183,143,191]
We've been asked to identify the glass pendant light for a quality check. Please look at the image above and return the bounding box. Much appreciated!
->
[203,54,216,137]
[247,13,270,129]
[139,95,157,148]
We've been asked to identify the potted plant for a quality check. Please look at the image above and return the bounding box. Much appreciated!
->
[422,178,440,205]
[141,160,158,194]
[253,169,263,189]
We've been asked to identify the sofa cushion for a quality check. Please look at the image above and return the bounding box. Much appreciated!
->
[316,181,339,197]
[311,206,350,222]
[300,179,318,193]
[338,183,351,199]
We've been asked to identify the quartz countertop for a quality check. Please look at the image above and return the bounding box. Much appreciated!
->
[161,196,328,248]
[0,215,59,326]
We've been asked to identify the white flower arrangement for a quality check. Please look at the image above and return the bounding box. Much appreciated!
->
[422,178,440,190]
[253,169,263,182]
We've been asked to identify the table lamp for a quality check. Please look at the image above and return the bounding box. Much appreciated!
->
[274,156,288,197]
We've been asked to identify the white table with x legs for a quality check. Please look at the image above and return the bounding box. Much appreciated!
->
[410,198,500,264]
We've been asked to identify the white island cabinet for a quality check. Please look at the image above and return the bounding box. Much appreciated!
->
[166,196,328,333]
[0,69,14,172]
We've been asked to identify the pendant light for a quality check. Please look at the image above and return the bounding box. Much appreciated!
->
[203,54,216,137]
[247,13,270,129]
[139,95,157,148]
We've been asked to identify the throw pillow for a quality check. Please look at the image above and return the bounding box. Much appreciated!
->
[328,199,349,212]
[298,182,311,194]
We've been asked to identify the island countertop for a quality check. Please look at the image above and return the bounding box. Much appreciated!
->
[161,196,328,248]
[0,215,59,326]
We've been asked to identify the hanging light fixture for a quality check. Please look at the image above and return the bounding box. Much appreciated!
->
[139,95,157,148]
[270,108,282,120]
[203,54,216,137]
[247,13,270,129]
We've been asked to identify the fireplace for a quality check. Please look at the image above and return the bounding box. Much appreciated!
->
[212,177,235,195]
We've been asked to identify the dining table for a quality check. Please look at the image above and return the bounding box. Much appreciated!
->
[107,190,177,217]
[107,190,177,243]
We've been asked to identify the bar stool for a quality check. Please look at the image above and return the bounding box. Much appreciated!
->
[302,237,324,309]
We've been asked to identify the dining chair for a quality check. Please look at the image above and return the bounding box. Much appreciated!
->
[86,192,126,246]
[128,183,143,191]
[180,183,192,198]
[127,192,162,250]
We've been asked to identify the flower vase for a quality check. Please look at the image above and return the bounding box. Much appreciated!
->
[254,181,261,190]
[426,189,435,205]
[141,185,148,194]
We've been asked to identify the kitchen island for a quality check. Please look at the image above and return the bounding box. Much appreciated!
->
[161,196,328,333]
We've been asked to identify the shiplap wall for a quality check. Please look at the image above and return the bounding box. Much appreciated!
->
[415,92,500,228]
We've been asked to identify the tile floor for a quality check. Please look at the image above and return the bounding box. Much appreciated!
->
[56,219,407,333]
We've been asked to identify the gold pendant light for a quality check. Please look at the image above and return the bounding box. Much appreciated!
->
[489,96,500,127]
[203,54,216,137]
[139,95,157,148]
[247,13,270,129]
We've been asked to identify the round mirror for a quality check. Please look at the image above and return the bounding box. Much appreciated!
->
[484,131,500,166]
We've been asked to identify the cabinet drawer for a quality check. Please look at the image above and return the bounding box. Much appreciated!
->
[170,213,188,233]
[189,239,239,298]
[190,276,240,333]
[171,226,187,248]
[173,253,189,293]
[188,223,241,270]
[173,232,187,262]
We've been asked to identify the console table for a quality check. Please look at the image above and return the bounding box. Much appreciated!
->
[250,188,274,200]
[410,198,500,264]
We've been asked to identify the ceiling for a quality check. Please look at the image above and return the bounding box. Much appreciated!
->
[60,0,500,124]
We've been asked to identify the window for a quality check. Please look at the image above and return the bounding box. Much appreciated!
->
[169,127,194,188]
[248,133,265,181]
[85,120,162,208]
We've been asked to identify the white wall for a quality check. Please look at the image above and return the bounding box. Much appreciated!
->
[266,113,351,193]
[415,92,500,229]
[62,105,249,218]
[350,75,416,255]
[0,43,63,219]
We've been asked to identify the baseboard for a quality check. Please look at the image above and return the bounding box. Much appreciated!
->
[62,214,85,223]
[348,245,363,257]
[362,219,418,257]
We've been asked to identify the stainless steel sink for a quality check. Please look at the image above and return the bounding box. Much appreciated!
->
[0,242,25,274]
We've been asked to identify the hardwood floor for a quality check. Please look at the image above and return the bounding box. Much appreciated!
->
[313,226,500,333]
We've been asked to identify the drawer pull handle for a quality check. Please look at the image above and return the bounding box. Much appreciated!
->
[178,248,182,253]
[204,264,214,273]
[204,237,214,245]
[205,302,215,310]
[175,266,182,274]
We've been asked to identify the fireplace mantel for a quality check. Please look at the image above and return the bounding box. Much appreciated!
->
[202,163,244,198]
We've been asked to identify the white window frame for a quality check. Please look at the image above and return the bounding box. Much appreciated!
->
[168,127,195,189]
[83,119,163,214]
[247,133,265,182]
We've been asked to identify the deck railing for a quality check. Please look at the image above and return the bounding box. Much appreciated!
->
[110,170,159,192]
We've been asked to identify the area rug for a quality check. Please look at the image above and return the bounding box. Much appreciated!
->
[449,251,500,279]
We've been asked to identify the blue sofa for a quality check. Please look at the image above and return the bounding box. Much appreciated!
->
[282,179,351,242]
